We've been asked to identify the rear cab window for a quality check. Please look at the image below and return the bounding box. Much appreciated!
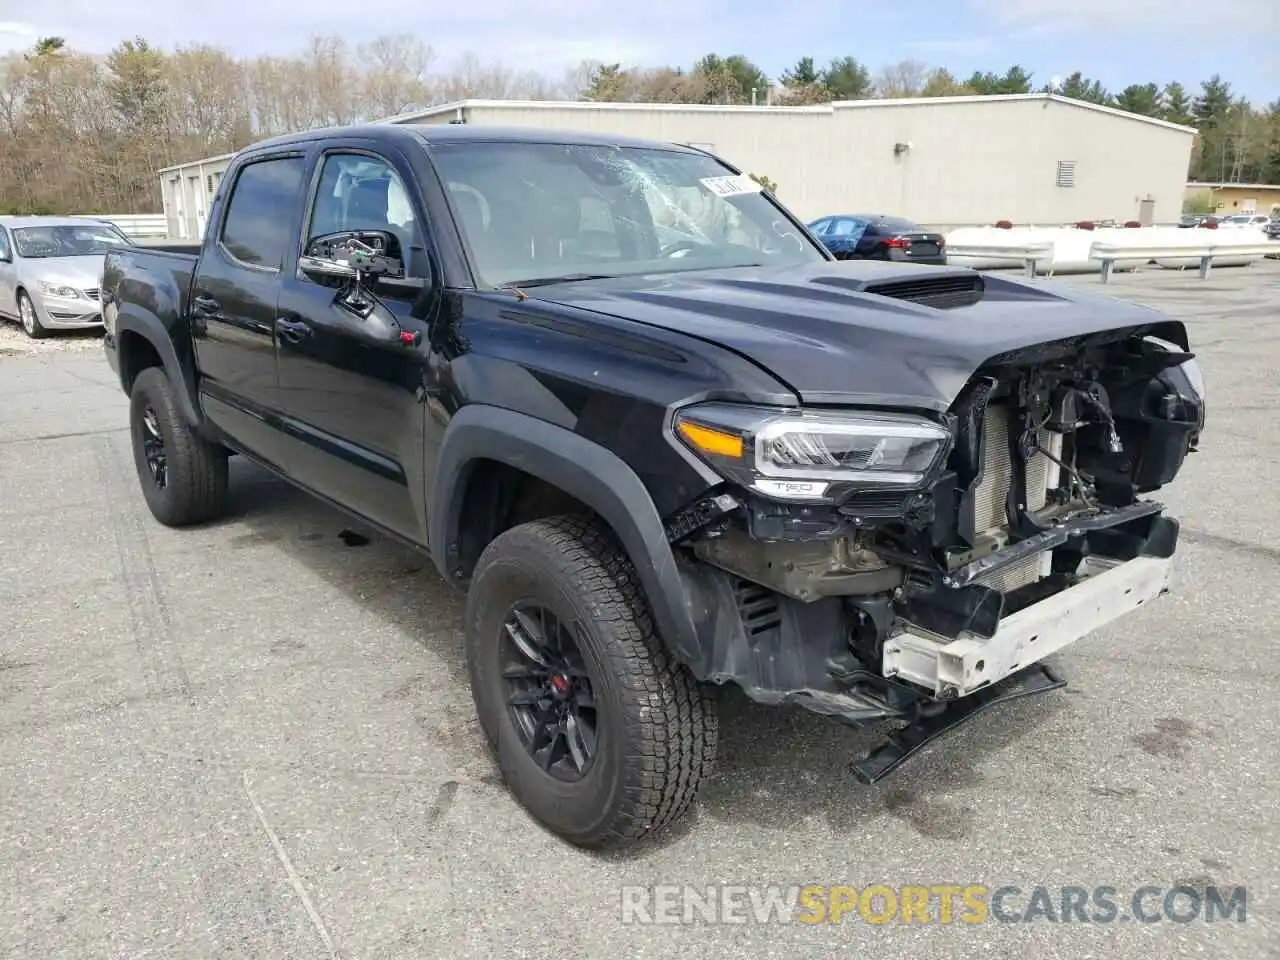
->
[219,156,308,270]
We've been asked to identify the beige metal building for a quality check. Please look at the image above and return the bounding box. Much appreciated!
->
[1184,181,1280,217]
[158,93,1196,240]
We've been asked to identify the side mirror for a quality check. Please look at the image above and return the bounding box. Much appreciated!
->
[299,229,426,296]
[0,251,10,264]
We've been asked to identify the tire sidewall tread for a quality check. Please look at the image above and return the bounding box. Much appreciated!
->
[465,516,717,849]
[129,367,228,527]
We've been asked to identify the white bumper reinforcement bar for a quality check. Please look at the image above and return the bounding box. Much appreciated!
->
[883,555,1174,698]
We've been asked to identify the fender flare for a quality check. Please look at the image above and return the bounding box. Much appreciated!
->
[429,404,704,667]
[114,307,203,428]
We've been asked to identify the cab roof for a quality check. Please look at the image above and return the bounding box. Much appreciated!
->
[242,123,703,157]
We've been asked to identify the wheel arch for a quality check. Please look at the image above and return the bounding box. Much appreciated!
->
[429,404,704,667]
[114,307,203,429]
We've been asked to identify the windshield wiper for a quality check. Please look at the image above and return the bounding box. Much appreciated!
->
[497,273,617,289]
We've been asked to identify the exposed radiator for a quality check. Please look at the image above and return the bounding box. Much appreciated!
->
[971,403,1062,594]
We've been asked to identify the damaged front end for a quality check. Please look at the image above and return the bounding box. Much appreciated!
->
[667,327,1204,781]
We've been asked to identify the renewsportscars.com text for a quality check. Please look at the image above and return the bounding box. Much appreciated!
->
[619,884,1247,925]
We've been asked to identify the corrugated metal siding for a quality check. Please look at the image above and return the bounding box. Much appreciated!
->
[466,99,1193,226]
[158,156,233,241]
[821,98,1192,227]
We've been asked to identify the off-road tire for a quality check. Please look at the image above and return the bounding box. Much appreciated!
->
[17,291,48,339]
[465,516,718,848]
[129,367,229,527]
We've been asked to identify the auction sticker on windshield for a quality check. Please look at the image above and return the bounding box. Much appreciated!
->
[700,174,763,198]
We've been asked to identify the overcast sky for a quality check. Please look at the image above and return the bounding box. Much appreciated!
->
[1,0,1275,102]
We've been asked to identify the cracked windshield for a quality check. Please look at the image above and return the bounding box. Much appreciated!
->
[430,141,825,286]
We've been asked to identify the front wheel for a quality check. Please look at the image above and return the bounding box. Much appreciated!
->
[129,367,229,526]
[18,291,47,339]
[465,516,718,848]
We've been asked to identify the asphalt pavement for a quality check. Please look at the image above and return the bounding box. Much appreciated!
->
[2,261,1278,959]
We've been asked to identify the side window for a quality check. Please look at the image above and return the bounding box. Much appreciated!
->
[830,219,856,236]
[220,156,306,269]
[306,153,421,273]
[809,219,831,237]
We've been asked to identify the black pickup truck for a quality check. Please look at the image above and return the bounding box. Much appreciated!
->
[102,124,1205,848]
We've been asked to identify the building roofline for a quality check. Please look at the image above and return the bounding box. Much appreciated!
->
[157,151,237,174]
[381,92,1197,134]
[830,92,1199,134]
[1186,181,1280,190]
[378,98,836,124]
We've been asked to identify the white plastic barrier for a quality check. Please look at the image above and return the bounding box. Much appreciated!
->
[946,225,1274,278]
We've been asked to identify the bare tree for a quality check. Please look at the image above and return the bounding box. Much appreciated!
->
[875,59,930,98]
[359,35,434,117]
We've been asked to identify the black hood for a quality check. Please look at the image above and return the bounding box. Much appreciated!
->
[531,262,1187,412]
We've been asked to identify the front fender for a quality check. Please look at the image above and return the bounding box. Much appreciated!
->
[429,404,704,668]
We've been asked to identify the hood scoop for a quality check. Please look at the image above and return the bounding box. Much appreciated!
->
[862,273,985,310]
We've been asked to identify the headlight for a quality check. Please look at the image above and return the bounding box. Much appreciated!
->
[674,402,952,501]
[38,280,83,299]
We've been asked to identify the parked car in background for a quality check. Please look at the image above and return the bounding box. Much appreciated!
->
[1266,218,1280,240]
[806,214,947,265]
[0,216,129,338]
[1178,215,1218,228]
[1218,214,1271,230]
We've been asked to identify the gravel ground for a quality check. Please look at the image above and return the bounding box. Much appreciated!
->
[1,262,1278,959]
[0,320,104,357]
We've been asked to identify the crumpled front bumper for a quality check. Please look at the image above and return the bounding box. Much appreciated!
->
[883,554,1174,699]
[675,499,1178,781]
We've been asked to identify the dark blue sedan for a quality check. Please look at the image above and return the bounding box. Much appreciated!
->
[807,213,947,265]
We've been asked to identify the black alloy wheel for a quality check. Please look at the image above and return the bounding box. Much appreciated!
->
[464,516,718,848]
[501,604,599,781]
[140,404,168,490]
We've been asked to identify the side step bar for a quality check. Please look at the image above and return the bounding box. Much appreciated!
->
[851,663,1065,784]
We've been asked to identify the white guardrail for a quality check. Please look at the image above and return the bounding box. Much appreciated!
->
[945,226,1277,281]
[91,213,168,240]
[943,243,1054,278]
[1089,242,1279,283]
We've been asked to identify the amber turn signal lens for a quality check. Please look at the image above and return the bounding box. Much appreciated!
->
[677,420,744,459]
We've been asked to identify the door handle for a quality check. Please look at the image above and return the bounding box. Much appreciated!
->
[275,316,312,344]
[192,294,220,316]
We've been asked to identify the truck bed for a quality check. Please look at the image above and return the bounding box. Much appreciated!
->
[102,244,198,328]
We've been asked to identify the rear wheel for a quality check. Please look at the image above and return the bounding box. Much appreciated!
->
[18,291,47,339]
[465,516,718,848]
[128,367,229,526]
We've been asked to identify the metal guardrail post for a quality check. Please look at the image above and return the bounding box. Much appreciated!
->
[1199,254,1213,280]
[1100,259,1115,283]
